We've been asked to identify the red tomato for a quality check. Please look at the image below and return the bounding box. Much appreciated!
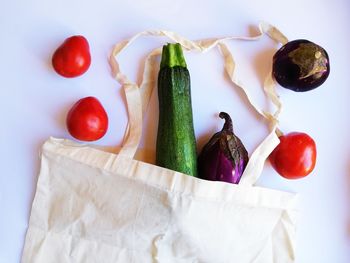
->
[52,35,91,78]
[66,97,108,141]
[269,132,317,179]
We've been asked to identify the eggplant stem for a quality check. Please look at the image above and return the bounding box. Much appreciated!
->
[219,112,233,132]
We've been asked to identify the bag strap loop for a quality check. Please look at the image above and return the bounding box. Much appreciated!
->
[110,22,288,186]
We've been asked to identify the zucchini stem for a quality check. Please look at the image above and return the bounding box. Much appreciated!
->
[160,43,187,69]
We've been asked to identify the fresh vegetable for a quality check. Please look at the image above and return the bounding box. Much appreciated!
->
[156,43,198,177]
[198,112,249,184]
[66,96,108,141]
[273,39,330,92]
[269,132,316,179]
[52,35,91,78]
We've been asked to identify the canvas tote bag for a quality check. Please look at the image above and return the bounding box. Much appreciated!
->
[22,23,298,263]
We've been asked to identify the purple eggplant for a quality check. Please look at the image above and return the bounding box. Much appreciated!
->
[273,39,330,92]
[198,112,249,184]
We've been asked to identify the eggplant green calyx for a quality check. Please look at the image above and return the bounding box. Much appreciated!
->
[160,43,187,69]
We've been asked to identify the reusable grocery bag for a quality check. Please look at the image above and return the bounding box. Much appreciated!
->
[22,23,298,263]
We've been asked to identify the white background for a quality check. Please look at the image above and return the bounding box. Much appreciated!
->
[1,0,350,262]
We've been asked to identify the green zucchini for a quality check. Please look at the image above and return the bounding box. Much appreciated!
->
[156,43,198,177]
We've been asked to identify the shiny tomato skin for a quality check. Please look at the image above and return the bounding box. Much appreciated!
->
[269,132,317,179]
[66,97,108,141]
[52,35,91,78]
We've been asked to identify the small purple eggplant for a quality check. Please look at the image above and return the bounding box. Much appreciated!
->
[198,112,249,184]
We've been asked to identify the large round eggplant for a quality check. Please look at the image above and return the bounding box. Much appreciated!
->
[272,39,330,92]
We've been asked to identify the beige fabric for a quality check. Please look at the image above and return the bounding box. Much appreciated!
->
[22,138,297,263]
[22,23,298,263]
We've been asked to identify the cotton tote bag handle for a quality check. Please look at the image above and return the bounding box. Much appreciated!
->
[109,23,288,187]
